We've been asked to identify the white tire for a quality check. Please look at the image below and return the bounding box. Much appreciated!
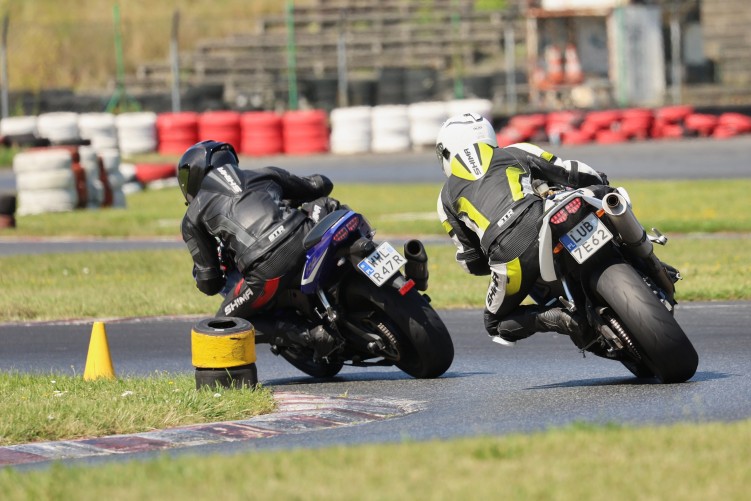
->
[12,149,72,174]
[330,106,372,154]
[408,101,449,148]
[78,112,119,150]
[16,187,77,216]
[98,148,121,173]
[372,105,411,152]
[116,112,157,155]
[15,169,74,192]
[1,116,38,136]
[37,112,80,144]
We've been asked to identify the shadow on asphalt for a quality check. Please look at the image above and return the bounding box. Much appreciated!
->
[261,370,486,387]
[525,370,730,389]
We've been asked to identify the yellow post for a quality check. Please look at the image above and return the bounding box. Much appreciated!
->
[83,321,116,381]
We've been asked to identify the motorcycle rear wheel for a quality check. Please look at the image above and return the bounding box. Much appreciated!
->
[593,262,698,383]
[342,276,454,379]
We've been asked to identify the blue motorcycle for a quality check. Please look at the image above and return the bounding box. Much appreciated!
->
[266,208,455,379]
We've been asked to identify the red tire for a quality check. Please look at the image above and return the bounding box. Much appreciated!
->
[240,111,284,156]
[198,111,242,150]
[134,163,176,184]
[157,112,199,155]
[282,110,329,155]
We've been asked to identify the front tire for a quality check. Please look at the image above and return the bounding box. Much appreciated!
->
[593,263,698,383]
[278,345,344,379]
[341,276,454,378]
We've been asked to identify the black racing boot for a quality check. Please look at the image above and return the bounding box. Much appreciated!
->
[495,305,588,346]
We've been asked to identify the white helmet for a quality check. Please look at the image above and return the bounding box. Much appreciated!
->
[436,112,497,177]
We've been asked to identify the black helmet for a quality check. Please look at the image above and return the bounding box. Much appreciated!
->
[177,140,239,203]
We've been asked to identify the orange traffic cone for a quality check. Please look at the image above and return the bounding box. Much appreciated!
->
[83,321,116,380]
[564,43,584,84]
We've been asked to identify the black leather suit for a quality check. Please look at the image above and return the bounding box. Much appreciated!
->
[181,164,334,321]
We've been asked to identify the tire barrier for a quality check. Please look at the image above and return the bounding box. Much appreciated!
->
[330,106,372,154]
[714,112,751,138]
[13,149,77,215]
[0,116,40,147]
[240,111,283,156]
[116,112,158,155]
[371,105,411,153]
[37,112,81,145]
[156,112,199,155]
[408,101,449,150]
[191,317,258,390]
[78,113,119,151]
[198,110,241,148]
[133,162,176,185]
[6,105,751,168]
[12,145,125,216]
[99,148,127,208]
[79,145,115,208]
[282,110,329,155]
[0,192,16,228]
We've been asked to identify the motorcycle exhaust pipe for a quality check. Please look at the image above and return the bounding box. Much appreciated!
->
[404,239,429,291]
[602,192,652,258]
[602,192,675,297]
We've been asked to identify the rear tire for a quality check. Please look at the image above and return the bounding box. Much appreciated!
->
[593,263,698,383]
[342,276,454,378]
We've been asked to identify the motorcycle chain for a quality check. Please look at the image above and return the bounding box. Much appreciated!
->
[603,313,642,362]
[374,321,401,361]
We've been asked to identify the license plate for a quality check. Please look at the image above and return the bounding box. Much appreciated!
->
[357,242,405,286]
[560,213,613,264]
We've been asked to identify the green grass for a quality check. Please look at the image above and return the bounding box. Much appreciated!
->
[0,237,749,323]
[2,179,751,238]
[0,372,275,446]
[0,419,748,500]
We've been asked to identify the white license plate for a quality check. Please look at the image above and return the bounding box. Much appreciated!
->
[357,242,405,286]
[560,213,613,264]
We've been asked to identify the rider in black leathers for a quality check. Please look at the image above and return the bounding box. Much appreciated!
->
[178,140,338,353]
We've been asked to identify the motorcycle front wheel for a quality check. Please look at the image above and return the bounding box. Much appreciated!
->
[278,345,344,378]
[341,275,454,378]
[593,262,698,383]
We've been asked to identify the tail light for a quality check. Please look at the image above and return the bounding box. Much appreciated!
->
[550,197,582,225]
[333,215,361,243]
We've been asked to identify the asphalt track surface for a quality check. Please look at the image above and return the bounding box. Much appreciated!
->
[1,302,750,468]
[1,136,750,467]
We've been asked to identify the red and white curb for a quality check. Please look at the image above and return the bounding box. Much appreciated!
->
[0,392,424,466]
